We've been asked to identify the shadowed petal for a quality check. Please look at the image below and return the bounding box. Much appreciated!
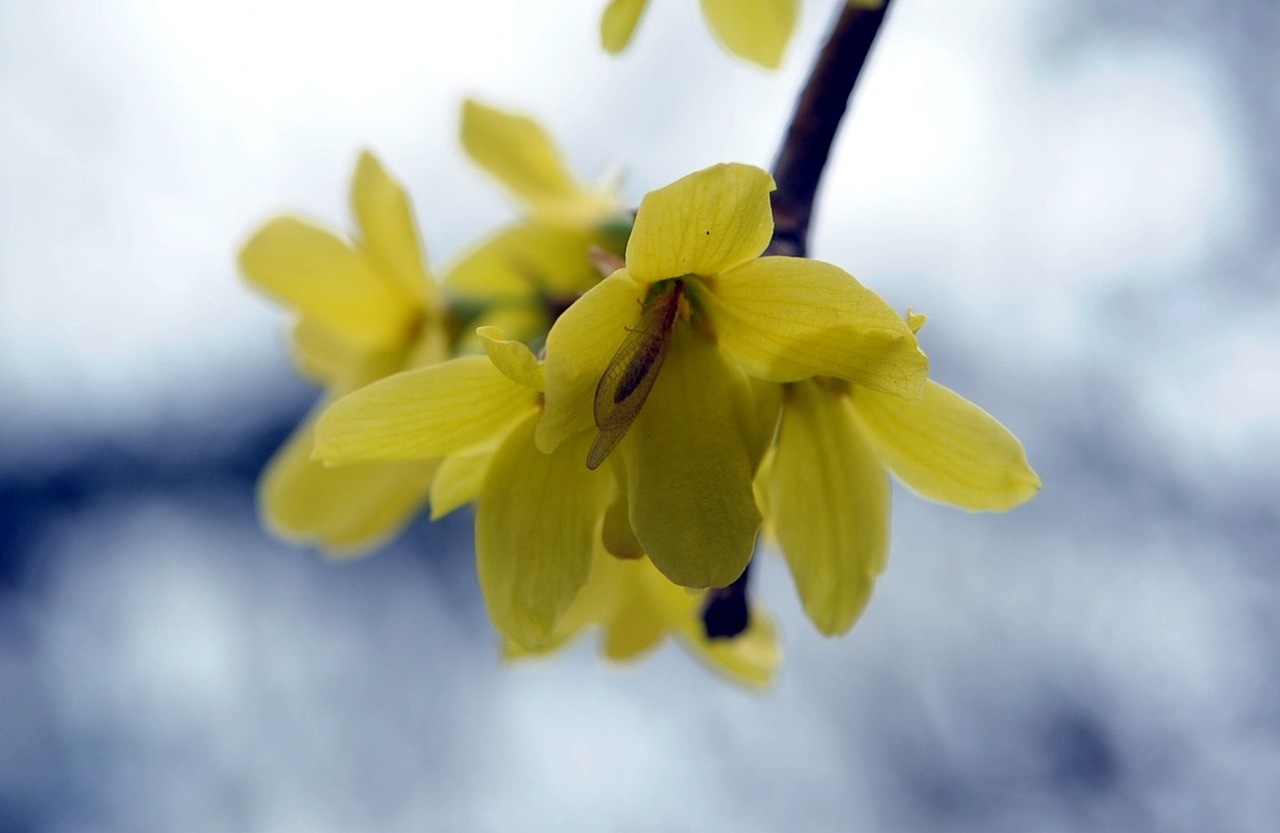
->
[622,329,764,588]
[769,380,889,635]
[476,415,611,648]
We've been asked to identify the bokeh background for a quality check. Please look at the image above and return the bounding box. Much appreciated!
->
[2,0,1278,830]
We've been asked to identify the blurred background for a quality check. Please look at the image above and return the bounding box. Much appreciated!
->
[2,0,1277,830]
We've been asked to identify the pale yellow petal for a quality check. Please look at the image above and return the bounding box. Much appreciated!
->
[850,380,1041,510]
[240,217,419,352]
[602,569,667,661]
[708,257,928,399]
[350,150,434,303]
[461,100,615,224]
[637,564,780,685]
[681,606,781,686]
[622,329,764,588]
[538,269,648,453]
[769,380,889,635]
[700,0,797,69]
[476,415,611,648]
[429,445,496,519]
[314,356,536,463]
[444,221,611,301]
[600,0,649,53]
[626,164,775,284]
[477,326,545,392]
[260,408,437,555]
[289,319,358,386]
[601,459,644,559]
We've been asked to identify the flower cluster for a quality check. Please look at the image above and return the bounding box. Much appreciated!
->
[241,1,1038,685]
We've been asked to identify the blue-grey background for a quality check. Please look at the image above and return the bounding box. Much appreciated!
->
[2,0,1277,830]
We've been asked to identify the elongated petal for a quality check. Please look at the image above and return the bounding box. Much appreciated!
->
[538,269,648,453]
[429,446,496,519]
[314,356,535,462]
[461,100,614,224]
[476,415,611,648]
[622,329,764,588]
[477,326,544,392]
[351,150,434,303]
[850,380,1041,510]
[626,164,775,284]
[700,0,797,69]
[240,217,418,352]
[260,409,436,554]
[709,257,928,398]
[769,380,889,635]
[601,0,649,53]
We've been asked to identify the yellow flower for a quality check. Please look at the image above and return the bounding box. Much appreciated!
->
[239,151,447,554]
[764,314,1041,635]
[508,548,781,687]
[313,326,781,670]
[314,328,618,648]
[444,100,630,346]
[538,162,927,591]
[601,0,799,69]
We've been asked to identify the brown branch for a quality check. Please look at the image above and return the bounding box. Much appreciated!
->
[769,0,895,257]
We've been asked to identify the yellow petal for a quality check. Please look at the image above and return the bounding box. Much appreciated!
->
[850,380,1042,510]
[600,0,649,53]
[680,605,781,686]
[429,446,496,519]
[635,563,780,685]
[699,0,797,69]
[538,269,648,453]
[709,257,928,399]
[476,414,611,648]
[626,164,775,284]
[461,100,615,225]
[601,460,645,559]
[289,319,359,386]
[314,356,536,463]
[622,329,764,588]
[260,408,437,554]
[350,150,434,303]
[444,221,610,301]
[240,217,419,352]
[601,566,667,660]
[477,326,545,392]
[768,380,889,635]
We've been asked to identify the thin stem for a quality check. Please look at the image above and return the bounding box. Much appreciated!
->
[769,0,895,257]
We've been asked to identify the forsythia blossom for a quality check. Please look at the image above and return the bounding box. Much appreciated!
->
[763,312,1040,635]
[239,152,446,552]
